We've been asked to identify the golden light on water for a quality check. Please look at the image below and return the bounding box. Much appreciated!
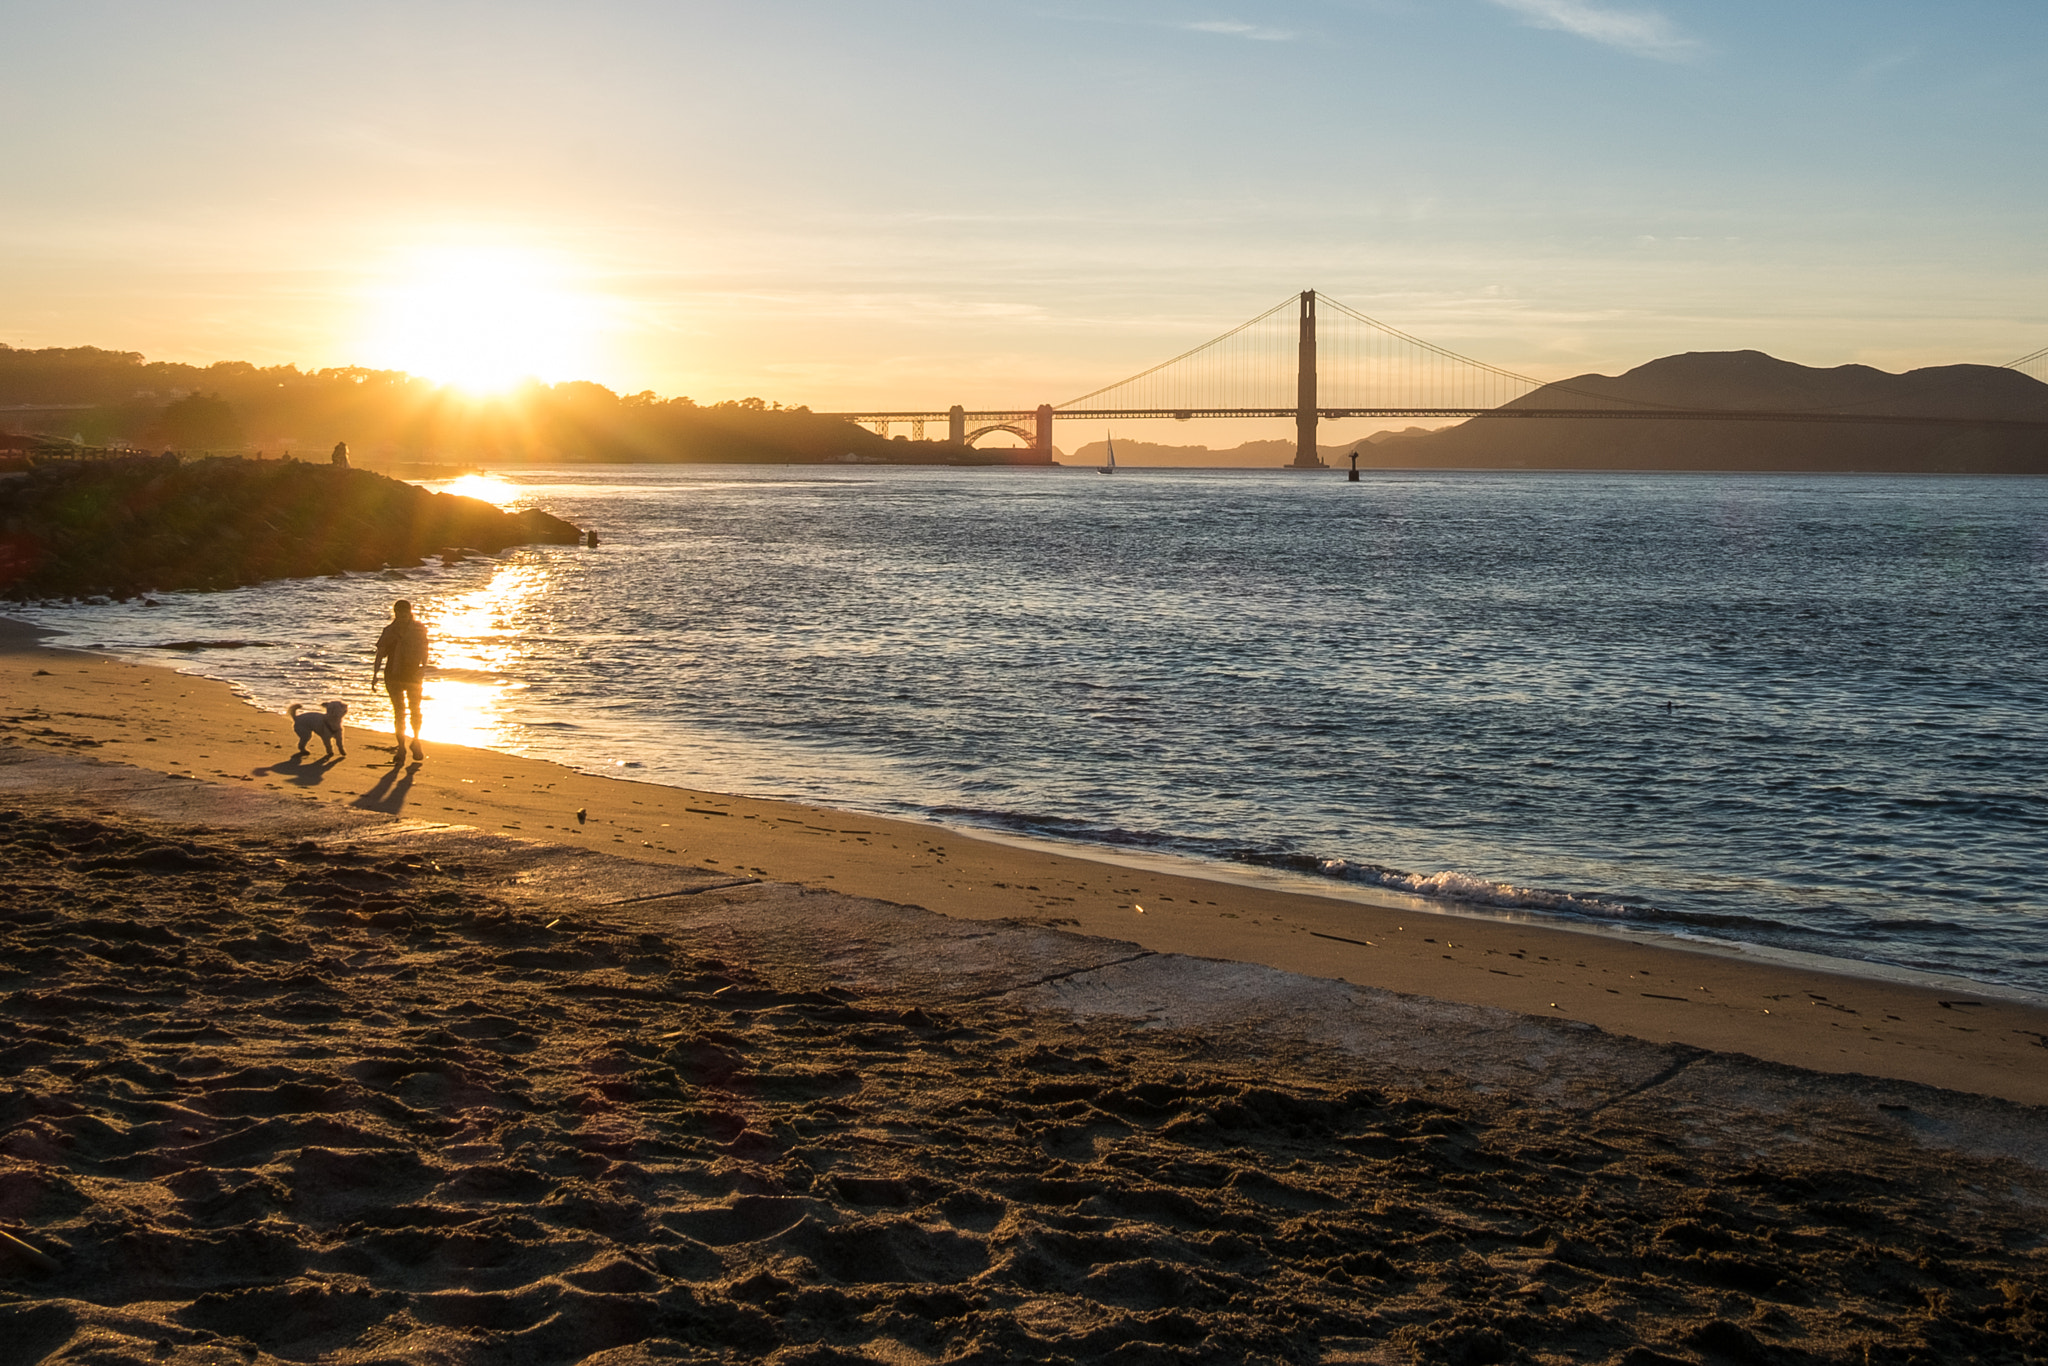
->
[435,561,543,650]
[434,473,525,507]
[362,246,603,395]
[411,561,549,751]
[418,676,514,752]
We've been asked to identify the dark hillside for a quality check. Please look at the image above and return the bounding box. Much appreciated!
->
[1364,351,2048,472]
[0,458,580,599]
[0,345,895,464]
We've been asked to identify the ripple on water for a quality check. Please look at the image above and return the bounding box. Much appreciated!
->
[19,465,2048,994]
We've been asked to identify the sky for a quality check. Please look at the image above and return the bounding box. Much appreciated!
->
[5,0,2047,446]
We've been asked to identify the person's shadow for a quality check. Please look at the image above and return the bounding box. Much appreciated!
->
[252,754,342,788]
[354,762,421,814]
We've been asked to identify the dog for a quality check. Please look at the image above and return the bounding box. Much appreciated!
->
[287,701,349,758]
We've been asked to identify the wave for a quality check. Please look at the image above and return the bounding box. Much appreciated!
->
[426,667,512,684]
[928,806,1195,853]
[928,804,1792,935]
[1224,850,1755,927]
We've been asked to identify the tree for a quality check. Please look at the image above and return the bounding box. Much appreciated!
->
[152,393,244,449]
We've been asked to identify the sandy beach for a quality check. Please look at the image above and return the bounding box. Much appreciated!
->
[4,623,2045,1107]
[4,622,2047,1364]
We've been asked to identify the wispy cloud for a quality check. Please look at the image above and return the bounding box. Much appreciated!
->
[1485,0,1698,61]
[1183,19,1298,42]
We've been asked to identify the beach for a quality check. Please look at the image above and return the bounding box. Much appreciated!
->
[6,620,2046,1106]
[26,467,2048,1002]
[4,623,2048,1364]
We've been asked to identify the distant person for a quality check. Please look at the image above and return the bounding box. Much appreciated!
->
[331,440,350,468]
[370,599,429,762]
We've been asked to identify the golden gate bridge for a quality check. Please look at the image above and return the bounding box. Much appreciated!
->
[825,290,2048,467]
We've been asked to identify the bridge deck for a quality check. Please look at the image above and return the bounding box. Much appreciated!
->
[823,407,2048,429]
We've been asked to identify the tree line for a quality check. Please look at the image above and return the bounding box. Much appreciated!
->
[0,344,908,463]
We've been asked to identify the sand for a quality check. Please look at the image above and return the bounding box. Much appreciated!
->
[2,623,2045,1107]
[4,623,2048,1364]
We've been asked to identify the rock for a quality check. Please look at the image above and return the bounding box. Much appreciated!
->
[0,459,583,598]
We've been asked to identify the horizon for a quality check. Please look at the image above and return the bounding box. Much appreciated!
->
[10,333,2048,460]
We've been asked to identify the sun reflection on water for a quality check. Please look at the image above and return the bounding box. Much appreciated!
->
[433,473,525,507]
[417,676,517,751]
[411,560,549,752]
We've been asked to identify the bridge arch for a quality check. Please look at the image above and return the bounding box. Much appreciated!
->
[963,423,1034,448]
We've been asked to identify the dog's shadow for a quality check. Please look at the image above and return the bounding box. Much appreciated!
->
[354,761,421,814]
[252,753,344,787]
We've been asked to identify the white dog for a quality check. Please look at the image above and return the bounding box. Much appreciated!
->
[287,701,349,758]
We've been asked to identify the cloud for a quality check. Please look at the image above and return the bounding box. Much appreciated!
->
[1183,19,1298,41]
[1485,0,1698,60]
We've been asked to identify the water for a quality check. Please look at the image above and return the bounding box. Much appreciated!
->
[20,466,2048,995]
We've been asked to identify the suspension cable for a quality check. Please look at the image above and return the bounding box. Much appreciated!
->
[1055,291,2048,418]
[1057,294,1299,409]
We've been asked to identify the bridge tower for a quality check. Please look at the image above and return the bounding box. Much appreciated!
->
[1035,404,1054,457]
[1290,289,1325,468]
[948,405,965,446]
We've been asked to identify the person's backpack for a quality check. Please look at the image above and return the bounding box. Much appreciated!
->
[388,622,428,674]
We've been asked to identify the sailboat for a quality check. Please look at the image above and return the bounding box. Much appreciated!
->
[1097,434,1117,475]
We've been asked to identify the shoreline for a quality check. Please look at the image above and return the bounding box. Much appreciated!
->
[20,606,2044,1013]
[14,465,2042,1018]
[7,615,2048,1107]
[22,606,2048,1011]
[946,820,2048,1010]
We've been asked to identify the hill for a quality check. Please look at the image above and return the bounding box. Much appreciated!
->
[0,345,900,465]
[1067,438,1424,467]
[1068,439,1298,467]
[0,458,581,599]
[1361,351,2048,473]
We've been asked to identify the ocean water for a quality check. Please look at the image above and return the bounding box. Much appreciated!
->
[20,465,2048,995]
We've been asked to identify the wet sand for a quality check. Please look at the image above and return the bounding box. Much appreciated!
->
[4,624,2048,1364]
[3,623,2046,1107]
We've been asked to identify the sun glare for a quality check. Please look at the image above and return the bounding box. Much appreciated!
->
[412,562,547,751]
[364,247,602,395]
[433,473,525,507]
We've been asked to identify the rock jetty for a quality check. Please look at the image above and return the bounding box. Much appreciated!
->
[0,457,581,599]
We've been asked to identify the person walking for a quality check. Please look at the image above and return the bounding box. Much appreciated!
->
[371,599,429,761]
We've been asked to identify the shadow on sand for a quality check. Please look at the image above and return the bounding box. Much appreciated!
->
[354,762,421,814]
[251,754,343,788]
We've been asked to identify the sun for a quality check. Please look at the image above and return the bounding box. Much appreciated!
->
[363,247,601,395]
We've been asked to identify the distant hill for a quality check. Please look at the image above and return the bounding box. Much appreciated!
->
[13,343,2042,472]
[1069,438,1404,467]
[0,344,901,465]
[1360,351,2048,473]
[1070,438,1296,467]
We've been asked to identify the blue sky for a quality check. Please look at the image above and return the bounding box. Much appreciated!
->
[4,0,2045,437]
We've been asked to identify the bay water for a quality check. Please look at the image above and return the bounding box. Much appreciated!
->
[22,466,2048,996]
